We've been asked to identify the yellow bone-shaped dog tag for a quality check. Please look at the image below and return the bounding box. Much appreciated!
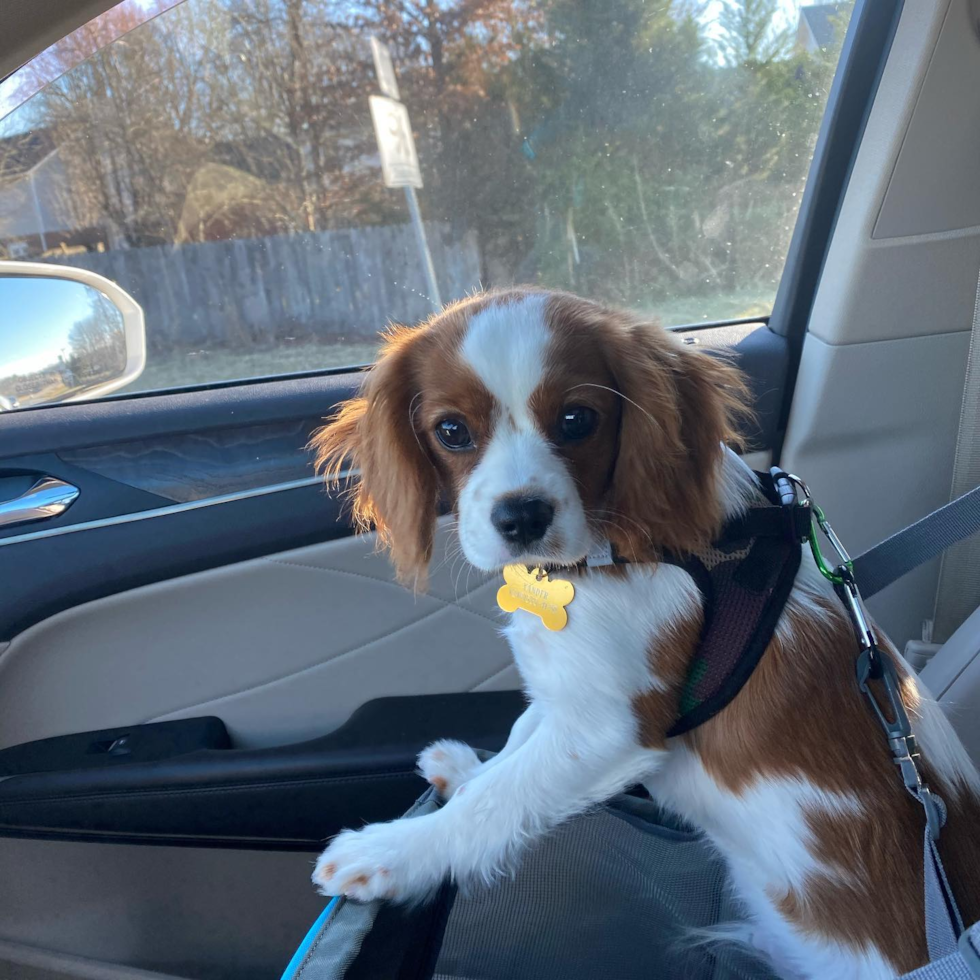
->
[497,565,574,631]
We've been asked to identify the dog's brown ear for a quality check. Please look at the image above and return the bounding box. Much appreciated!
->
[605,320,751,558]
[310,326,438,589]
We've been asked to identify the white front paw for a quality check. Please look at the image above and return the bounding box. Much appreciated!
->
[312,819,444,903]
[417,739,480,799]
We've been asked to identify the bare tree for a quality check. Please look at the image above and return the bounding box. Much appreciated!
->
[19,0,228,247]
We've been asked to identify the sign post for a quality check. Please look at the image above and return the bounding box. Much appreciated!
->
[368,43,441,310]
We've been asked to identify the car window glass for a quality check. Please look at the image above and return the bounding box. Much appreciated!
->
[0,0,854,396]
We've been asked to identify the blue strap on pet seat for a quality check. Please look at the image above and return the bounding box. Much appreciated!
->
[280,898,340,980]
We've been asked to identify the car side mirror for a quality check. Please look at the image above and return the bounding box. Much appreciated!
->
[0,261,145,411]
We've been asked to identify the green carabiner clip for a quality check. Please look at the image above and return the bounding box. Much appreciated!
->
[807,501,854,587]
[778,472,855,588]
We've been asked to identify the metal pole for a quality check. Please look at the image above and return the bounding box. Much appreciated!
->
[403,185,441,310]
[29,171,48,253]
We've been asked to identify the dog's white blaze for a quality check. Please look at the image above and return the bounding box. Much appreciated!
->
[457,294,591,569]
[460,293,550,425]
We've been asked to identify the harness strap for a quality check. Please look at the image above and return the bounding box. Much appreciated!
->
[924,799,963,962]
[665,471,805,737]
[899,923,980,980]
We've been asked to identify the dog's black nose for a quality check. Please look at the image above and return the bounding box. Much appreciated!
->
[491,496,555,548]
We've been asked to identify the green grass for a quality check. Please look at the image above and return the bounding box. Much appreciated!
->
[120,339,381,394]
[119,287,775,395]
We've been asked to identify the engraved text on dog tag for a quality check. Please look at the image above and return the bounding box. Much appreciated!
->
[497,565,574,631]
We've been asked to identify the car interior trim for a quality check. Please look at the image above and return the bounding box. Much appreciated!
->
[0,473,345,549]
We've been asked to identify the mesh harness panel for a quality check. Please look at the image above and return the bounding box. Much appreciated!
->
[662,471,806,737]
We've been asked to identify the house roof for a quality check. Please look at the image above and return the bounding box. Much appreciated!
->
[801,3,843,49]
[0,128,56,181]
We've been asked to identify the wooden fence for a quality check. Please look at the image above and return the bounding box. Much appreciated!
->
[43,223,481,353]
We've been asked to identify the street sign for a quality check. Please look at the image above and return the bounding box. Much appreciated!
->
[366,45,439,308]
[369,95,423,189]
[369,37,400,101]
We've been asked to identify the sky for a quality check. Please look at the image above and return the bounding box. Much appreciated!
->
[1,277,115,376]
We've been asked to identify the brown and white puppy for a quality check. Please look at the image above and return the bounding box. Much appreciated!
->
[310,288,980,979]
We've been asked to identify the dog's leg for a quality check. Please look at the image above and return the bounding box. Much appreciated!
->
[313,711,661,902]
[417,702,543,799]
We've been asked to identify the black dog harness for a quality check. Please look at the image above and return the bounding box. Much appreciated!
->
[590,470,810,737]
[663,470,810,736]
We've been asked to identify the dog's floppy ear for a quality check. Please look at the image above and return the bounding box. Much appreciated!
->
[604,320,751,558]
[310,326,438,589]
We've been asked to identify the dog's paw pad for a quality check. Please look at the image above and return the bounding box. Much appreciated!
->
[418,739,480,799]
[312,833,391,901]
[312,824,439,903]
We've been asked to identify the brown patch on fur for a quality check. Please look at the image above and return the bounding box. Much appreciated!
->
[318,862,336,880]
[632,607,704,749]
[687,590,980,972]
[341,874,370,891]
[689,593,910,794]
[310,294,499,586]
[430,776,448,795]
[543,293,752,560]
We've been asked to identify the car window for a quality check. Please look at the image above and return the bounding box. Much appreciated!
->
[0,0,853,397]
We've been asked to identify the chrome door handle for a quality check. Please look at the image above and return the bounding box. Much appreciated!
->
[0,477,80,529]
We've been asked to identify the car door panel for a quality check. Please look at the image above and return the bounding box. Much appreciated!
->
[0,522,514,752]
[0,321,785,748]
[0,691,524,849]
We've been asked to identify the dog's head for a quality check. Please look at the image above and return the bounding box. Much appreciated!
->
[312,289,750,587]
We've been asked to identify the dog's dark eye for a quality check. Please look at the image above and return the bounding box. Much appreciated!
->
[435,418,473,450]
[558,406,598,442]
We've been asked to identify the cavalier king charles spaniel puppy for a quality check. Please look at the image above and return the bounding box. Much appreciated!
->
[309,288,980,980]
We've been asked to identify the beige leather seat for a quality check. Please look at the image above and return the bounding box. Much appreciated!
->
[920,606,980,764]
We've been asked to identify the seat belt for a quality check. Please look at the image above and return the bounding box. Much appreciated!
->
[850,484,980,600]
[931,267,980,645]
